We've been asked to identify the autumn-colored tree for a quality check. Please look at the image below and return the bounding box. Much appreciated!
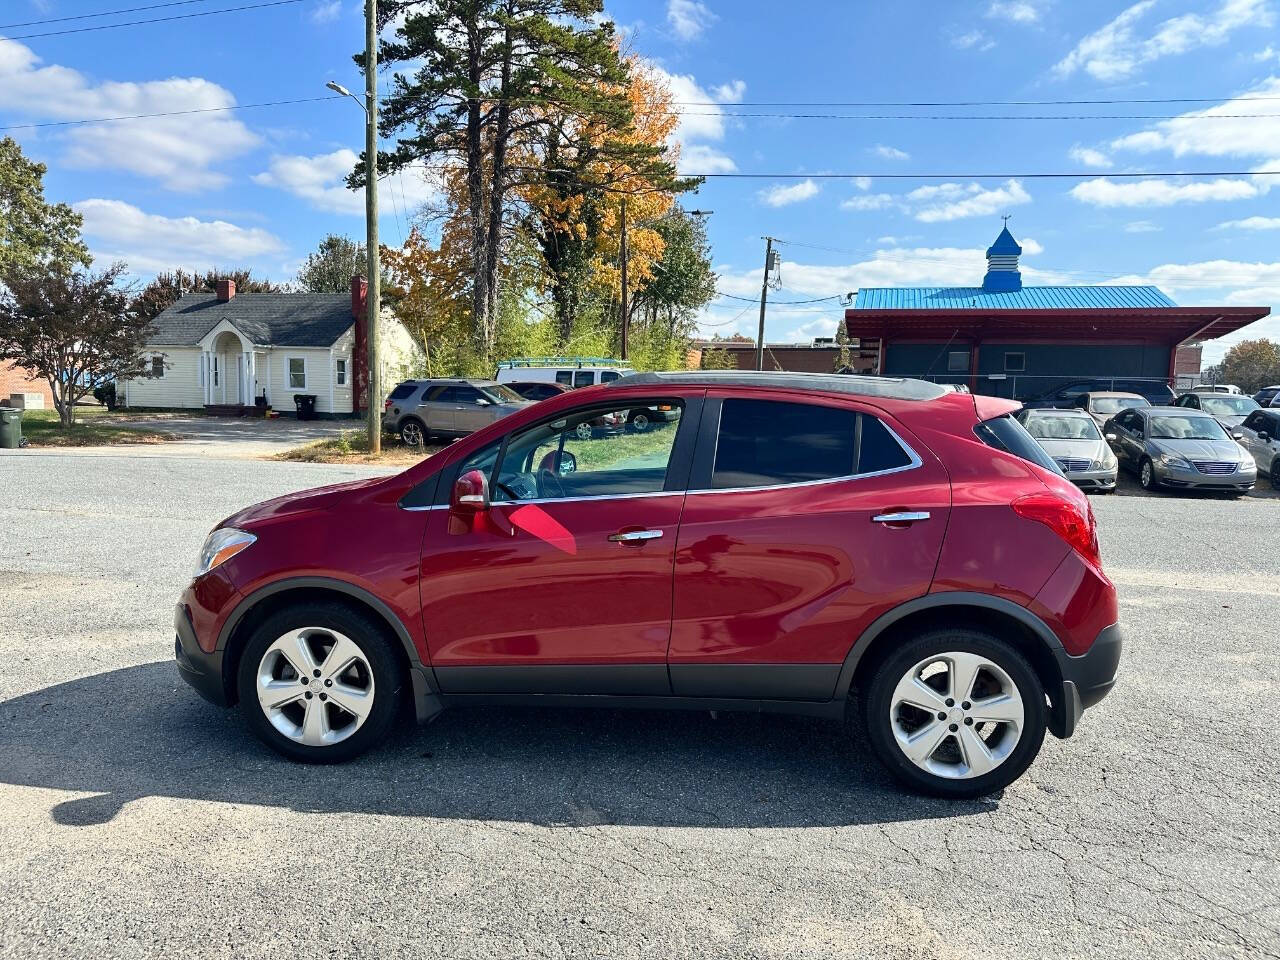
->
[131,269,285,320]
[1210,339,1280,394]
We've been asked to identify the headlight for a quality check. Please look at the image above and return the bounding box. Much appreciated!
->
[194,528,256,579]
[1093,450,1117,469]
[1158,453,1190,468]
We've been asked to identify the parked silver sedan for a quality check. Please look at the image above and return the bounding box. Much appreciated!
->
[1103,406,1257,496]
[1016,407,1117,492]
[1172,391,1261,430]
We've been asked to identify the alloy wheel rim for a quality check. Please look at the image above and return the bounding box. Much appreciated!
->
[1142,462,1153,486]
[889,651,1024,780]
[256,628,376,747]
[632,414,649,431]
[575,422,592,440]
[403,422,423,446]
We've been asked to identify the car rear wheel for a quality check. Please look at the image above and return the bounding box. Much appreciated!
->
[236,603,404,763]
[399,417,426,447]
[1139,458,1157,490]
[862,628,1047,798]
[629,411,651,432]
[574,421,593,441]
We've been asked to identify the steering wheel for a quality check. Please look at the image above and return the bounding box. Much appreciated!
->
[537,469,565,499]
[494,479,524,501]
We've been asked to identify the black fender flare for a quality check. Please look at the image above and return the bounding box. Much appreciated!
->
[832,591,1065,701]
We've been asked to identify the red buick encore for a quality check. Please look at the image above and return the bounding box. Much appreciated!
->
[175,372,1120,798]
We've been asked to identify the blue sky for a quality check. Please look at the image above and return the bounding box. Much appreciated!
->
[3,0,1279,361]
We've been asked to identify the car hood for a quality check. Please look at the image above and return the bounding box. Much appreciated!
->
[222,476,389,529]
[1211,414,1249,428]
[1036,437,1105,460]
[1151,437,1247,461]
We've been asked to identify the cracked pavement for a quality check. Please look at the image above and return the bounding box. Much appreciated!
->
[1,453,1278,959]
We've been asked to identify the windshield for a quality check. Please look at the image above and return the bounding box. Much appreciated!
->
[1198,395,1259,416]
[479,384,526,403]
[1148,414,1230,441]
[1092,396,1149,414]
[1025,415,1101,441]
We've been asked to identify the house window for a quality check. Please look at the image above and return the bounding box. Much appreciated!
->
[1004,351,1026,373]
[150,356,164,379]
[947,350,969,373]
[335,358,347,385]
[288,357,306,390]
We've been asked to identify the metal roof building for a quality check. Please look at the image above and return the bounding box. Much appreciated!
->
[844,226,1270,399]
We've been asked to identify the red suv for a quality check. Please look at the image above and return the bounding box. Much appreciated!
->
[175,372,1120,798]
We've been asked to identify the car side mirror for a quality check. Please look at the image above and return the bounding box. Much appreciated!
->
[1232,431,1244,441]
[475,397,491,406]
[1105,432,1117,442]
[452,469,490,512]
[1259,431,1271,442]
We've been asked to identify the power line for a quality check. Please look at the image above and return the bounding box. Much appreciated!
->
[667,111,1280,121]
[0,96,339,131]
[0,0,220,30]
[0,0,305,41]
[686,169,1280,180]
[714,291,842,305]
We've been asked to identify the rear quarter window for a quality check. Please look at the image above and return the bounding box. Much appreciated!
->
[388,383,418,401]
[975,414,1063,475]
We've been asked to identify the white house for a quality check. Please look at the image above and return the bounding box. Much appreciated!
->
[120,277,421,416]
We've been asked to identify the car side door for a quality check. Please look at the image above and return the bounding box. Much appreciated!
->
[416,385,456,434]
[1238,412,1265,469]
[666,392,951,700]
[450,385,492,434]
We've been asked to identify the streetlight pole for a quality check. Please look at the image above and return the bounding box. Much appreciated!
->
[618,205,713,362]
[326,0,380,454]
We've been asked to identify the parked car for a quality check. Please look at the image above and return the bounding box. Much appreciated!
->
[1016,408,1117,493]
[1022,378,1176,409]
[1102,406,1256,495]
[1072,391,1150,428]
[176,371,1121,799]
[506,381,624,438]
[1172,391,1260,429]
[1236,409,1280,488]
[382,379,530,445]
[494,358,630,389]
[1254,385,1280,408]
[1189,384,1242,395]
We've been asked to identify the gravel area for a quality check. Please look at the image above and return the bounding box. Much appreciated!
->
[1,452,1277,959]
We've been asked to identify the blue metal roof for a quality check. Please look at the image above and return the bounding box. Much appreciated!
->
[852,285,1178,311]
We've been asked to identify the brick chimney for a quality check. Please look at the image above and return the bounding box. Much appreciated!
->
[351,275,369,414]
[215,279,236,302]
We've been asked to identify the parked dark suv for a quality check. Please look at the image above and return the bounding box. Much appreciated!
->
[1022,378,1176,409]
[176,372,1120,798]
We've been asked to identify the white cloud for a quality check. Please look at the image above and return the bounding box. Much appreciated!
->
[0,40,258,191]
[253,150,441,215]
[908,179,1031,222]
[758,179,820,207]
[853,176,873,191]
[646,65,737,173]
[1055,0,1270,81]
[841,193,897,211]
[1068,145,1112,168]
[1020,237,1045,255]
[1255,45,1279,62]
[667,0,716,40]
[953,29,996,51]
[711,79,746,103]
[1069,177,1258,207]
[74,199,284,275]
[872,144,910,161]
[987,1,1043,23]
[1216,216,1280,230]
[1125,220,1162,233]
[310,0,343,23]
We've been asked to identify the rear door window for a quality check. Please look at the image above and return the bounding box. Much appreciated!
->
[600,371,622,383]
[555,370,574,385]
[573,371,594,388]
[710,398,913,489]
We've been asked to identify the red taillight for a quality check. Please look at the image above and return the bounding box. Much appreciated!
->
[1011,492,1101,567]
[384,398,393,412]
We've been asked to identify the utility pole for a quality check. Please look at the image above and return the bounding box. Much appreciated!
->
[364,0,381,453]
[619,194,629,360]
[755,237,775,371]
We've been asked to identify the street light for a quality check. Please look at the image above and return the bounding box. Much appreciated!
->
[326,1,381,453]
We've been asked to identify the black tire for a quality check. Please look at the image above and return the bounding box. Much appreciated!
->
[861,627,1047,799]
[1272,457,1280,490]
[629,410,651,433]
[398,417,427,447]
[1138,457,1157,491]
[236,602,404,764]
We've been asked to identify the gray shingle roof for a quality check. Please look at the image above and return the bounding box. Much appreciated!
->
[146,293,355,347]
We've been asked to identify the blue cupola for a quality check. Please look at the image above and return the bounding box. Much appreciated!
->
[982,225,1023,293]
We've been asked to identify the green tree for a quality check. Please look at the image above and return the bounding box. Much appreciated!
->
[131,269,285,320]
[367,0,632,352]
[834,320,852,372]
[0,137,89,274]
[1215,339,1280,394]
[0,264,154,427]
[629,208,717,336]
[297,234,367,292]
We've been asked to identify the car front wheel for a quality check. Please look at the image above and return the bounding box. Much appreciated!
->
[1272,457,1280,488]
[236,603,404,763]
[1139,458,1157,490]
[862,628,1047,798]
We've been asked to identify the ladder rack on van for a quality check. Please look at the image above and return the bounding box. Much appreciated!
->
[494,356,632,370]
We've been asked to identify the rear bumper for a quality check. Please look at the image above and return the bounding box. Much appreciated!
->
[1049,622,1122,738]
[174,603,229,707]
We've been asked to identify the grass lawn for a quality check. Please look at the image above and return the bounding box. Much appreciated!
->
[19,407,183,447]
[276,429,445,465]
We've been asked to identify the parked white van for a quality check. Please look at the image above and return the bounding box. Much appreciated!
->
[494,357,632,389]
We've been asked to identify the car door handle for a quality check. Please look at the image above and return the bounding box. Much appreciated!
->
[871,511,930,525]
[609,529,663,542]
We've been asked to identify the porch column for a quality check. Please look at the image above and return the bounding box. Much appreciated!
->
[245,351,255,406]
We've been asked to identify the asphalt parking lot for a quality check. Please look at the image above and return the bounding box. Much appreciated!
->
[1,451,1278,959]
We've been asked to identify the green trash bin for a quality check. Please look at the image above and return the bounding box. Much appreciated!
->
[0,407,21,449]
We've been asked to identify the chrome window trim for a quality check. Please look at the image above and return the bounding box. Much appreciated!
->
[401,490,687,511]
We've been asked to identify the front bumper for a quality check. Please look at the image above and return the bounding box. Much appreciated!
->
[174,603,230,706]
[1063,466,1117,491]
[1049,623,1122,738]
[1153,461,1255,491]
